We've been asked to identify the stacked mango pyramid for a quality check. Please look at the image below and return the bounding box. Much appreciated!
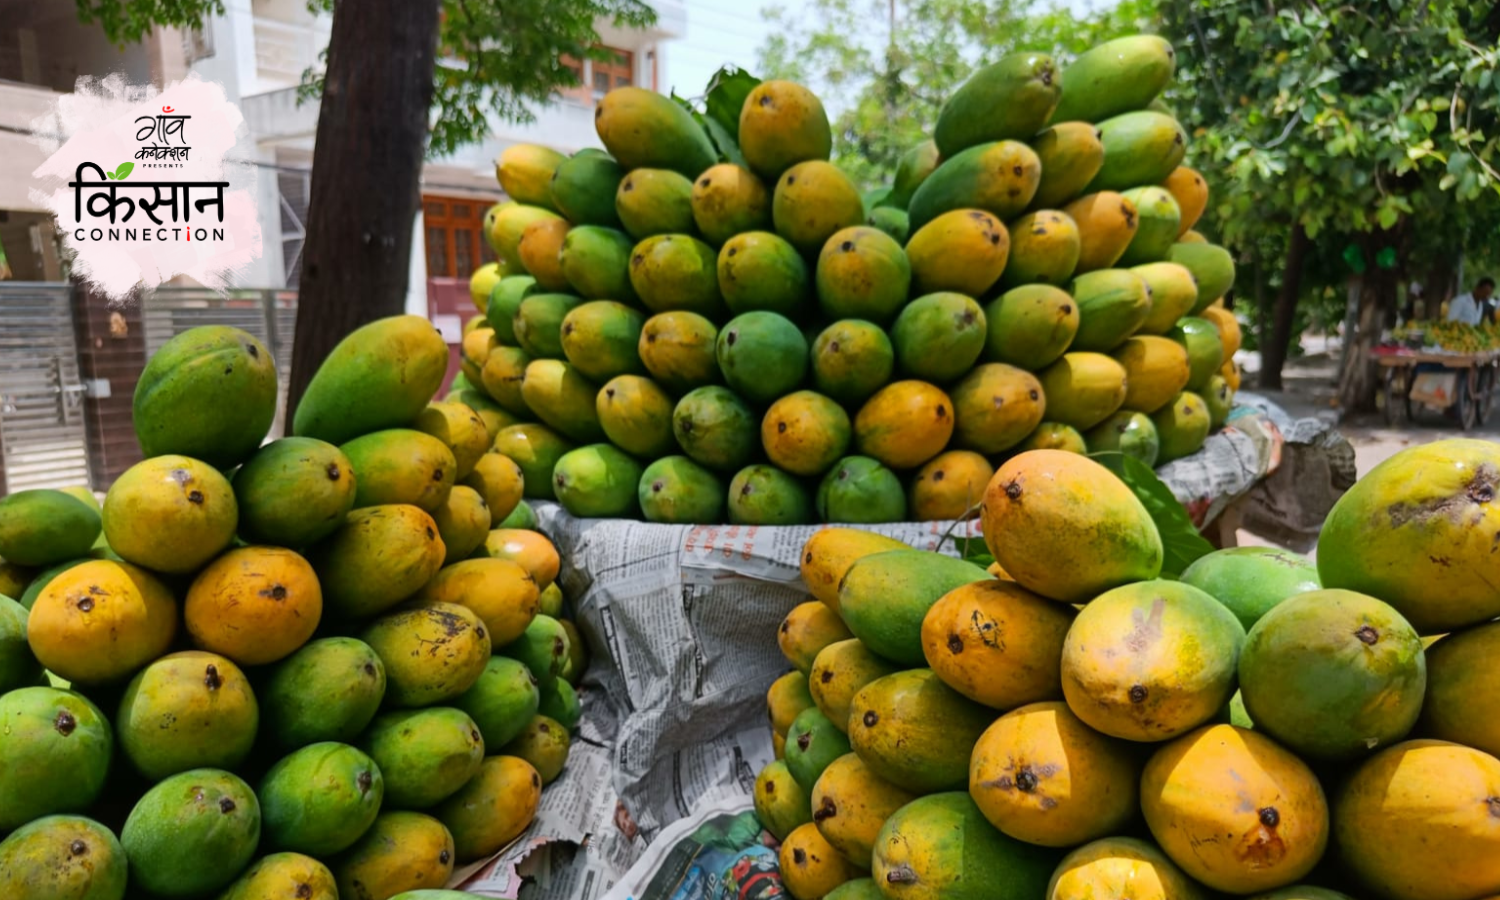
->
[0,320,585,900]
[457,34,1244,527]
[756,439,1500,900]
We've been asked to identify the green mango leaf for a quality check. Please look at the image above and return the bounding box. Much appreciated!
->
[702,115,748,169]
[702,65,760,143]
[1089,451,1214,578]
[114,162,133,180]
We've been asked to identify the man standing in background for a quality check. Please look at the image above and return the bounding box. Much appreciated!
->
[1447,277,1495,325]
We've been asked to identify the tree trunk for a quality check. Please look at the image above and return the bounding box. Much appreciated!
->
[286,0,441,419]
[1258,223,1308,391]
[1338,266,1397,412]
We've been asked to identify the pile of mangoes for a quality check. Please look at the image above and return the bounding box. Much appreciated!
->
[458,34,1244,526]
[754,437,1500,900]
[0,320,583,900]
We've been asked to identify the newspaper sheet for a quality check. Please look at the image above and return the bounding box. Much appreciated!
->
[453,404,1349,897]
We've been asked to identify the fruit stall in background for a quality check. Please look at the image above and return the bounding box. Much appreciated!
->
[0,27,1494,900]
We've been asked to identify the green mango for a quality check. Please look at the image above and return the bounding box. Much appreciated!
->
[1151,390,1211,463]
[261,637,387,750]
[133,325,277,468]
[672,386,758,473]
[718,231,811,317]
[817,456,906,524]
[552,443,645,518]
[935,52,1060,158]
[907,140,1042,233]
[639,455,726,524]
[597,374,676,458]
[538,678,581,730]
[1168,316,1226,392]
[596,86,719,178]
[983,284,1079,372]
[837,551,991,666]
[885,139,940,210]
[116,651,258,782]
[233,437,357,548]
[1050,35,1177,124]
[485,275,539,344]
[716,312,809,406]
[816,226,912,326]
[726,465,815,526]
[0,688,112,831]
[559,226,637,302]
[866,206,910,243]
[361,708,485,809]
[455,655,540,749]
[1085,111,1188,192]
[891,292,987,384]
[810,320,896,407]
[520,359,605,444]
[502,714,571,785]
[341,429,457,513]
[784,707,853,791]
[499,614,570,695]
[1116,186,1182,266]
[616,168,698,239]
[1084,410,1161,468]
[1167,241,1238,311]
[560,300,647,383]
[0,490,100,568]
[629,234,726,318]
[0,594,41,693]
[259,742,384,856]
[1069,268,1153,352]
[492,423,575,501]
[550,151,625,228]
[514,293,585,360]
[293,315,449,445]
[121,768,261,898]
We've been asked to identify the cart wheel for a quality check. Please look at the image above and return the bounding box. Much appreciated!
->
[1478,366,1495,427]
[1458,370,1478,431]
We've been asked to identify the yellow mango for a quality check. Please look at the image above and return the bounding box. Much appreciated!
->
[920,580,1073,710]
[185,546,321,666]
[809,639,898,733]
[811,752,915,868]
[779,822,859,900]
[798,528,909,612]
[28,559,177,684]
[416,558,539,647]
[434,755,541,863]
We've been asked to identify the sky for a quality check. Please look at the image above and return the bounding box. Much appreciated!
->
[667,0,1120,99]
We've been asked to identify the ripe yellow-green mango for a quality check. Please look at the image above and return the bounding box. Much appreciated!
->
[116,650,257,781]
[983,284,1079,372]
[1047,837,1203,900]
[629,233,725,318]
[886,139,941,211]
[936,52,1060,158]
[0,558,34,600]
[727,465,815,526]
[780,822,860,899]
[480,345,533,417]
[756,760,813,842]
[332,812,455,900]
[496,143,565,209]
[692,163,771,246]
[309,504,445,620]
[363,603,491,707]
[433,485,492,566]
[1203,374,1233,430]
[739,80,834,182]
[780,600,854,674]
[1118,186,1182,266]
[1036,352,1128,431]
[982,449,1161,602]
[1133,262,1200,335]
[1029,122,1106,210]
[1086,111,1188,192]
[970,701,1140,847]
[120,769,261,898]
[1070,268,1152,352]
[550,150,625,228]
[514,292,585,360]
[922,580,1072,709]
[0,814,128,900]
[417,557,538,647]
[908,140,1042,232]
[363,707,485,809]
[1166,242,1237,313]
[446,389,521,442]
[28,559,176,684]
[873,792,1060,900]
[1179,229,1207,244]
[486,275,539,343]
[1064,191,1140,273]
[639,456,726,524]
[1018,422,1088,454]
[0,689,112,831]
[798,528,909,612]
[103,454,237,573]
[520,359,604,444]
[1167,317,1224,392]
[640,311,719,394]
[234,437,357,548]
[848,669,994,792]
[503,714,571,785]
[810,320,895,407]
[435,755,541,863]
[470,263,506,314]
[717,311,809,406]
[672,386,757,473]
[261,637,386,750]
[1050,35,1176,124]
[1162,166,1208,236]
[1086,410,1161,468]
[853,381,954,471]
[810,753,914,869]
[809,639,897,733]
[219,852,338,900]
[1421,621,1500,756]
[1199,305,1242,357]
[517,219,572,293]
[762,391,852,478]
[559,225,636,302]
[461,451,524,526]
[492,207,562,274]
[1151,390,1210,463]
[769,670,815,737]
[718,231,811,317]
[1113,335,1191,414]
[772,160,865,255]
[1143,725,1327,894]
[133,325,277,468]
[552,443,644,518]
[817,456,907,524]
[905,209,1009,298]
[185,546,321,666]
[293,315,449,445]
[560,300,647,383]
[0,490,100,568]
[342,428,457,513]
[617,168,698,239]
[476,528,560,590]
[597,86,719,178]
[816,226,912,325]
[1000,210,1081,289]
[598,374,677,458]
[416,402,490,482]
[837,550,991,667]
[492,424,574,500]
[907,450,993,521]
[949,363,1046,455]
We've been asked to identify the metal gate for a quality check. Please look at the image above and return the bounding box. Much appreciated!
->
[0,282,91,491]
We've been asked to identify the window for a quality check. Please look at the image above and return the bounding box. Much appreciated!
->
[556,46,634,106]
[422,195,494,278]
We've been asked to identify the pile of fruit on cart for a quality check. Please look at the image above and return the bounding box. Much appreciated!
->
[1391,320,1500,354]
[458,33,1243,525]
[0,318,581,899]
[760,437,1500,900]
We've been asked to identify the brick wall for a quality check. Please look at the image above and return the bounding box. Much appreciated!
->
[71,278,147,489]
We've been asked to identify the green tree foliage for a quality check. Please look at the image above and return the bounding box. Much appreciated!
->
[77,0,657,158]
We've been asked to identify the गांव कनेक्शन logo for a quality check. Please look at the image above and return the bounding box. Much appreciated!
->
[29,74,263,300]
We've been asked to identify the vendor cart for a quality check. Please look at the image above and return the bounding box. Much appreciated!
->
[1374,346,1500,430]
